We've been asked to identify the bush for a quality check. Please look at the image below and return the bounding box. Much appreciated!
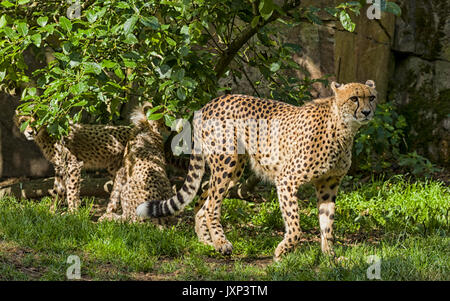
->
[354,102,440,176]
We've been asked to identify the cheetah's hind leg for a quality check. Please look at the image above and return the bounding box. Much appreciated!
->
[105,167,126,214]
[195,190,214,246]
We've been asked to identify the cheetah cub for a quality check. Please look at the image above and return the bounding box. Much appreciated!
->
[137,80,377,260]
[14,112,131,211]
[99,103,174,223]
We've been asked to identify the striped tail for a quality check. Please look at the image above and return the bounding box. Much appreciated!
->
[136,153,205,218]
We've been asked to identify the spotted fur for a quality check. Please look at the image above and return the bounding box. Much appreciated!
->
[14,113,131,212]
[99,103,174,223]
[137,80,377,260]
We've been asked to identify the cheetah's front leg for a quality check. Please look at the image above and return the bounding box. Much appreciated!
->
[314,176,342,255]
[65,159,83,212]
[51,166,66,198]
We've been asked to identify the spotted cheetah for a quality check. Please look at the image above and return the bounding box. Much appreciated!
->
[137,80,377,260]
[99,103,174,222]
[14,112,131,211]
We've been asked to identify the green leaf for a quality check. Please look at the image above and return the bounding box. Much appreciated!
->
[124,33,138,44]
[146,105,164,121]
[27,87,37,96]
[101,59,117,68]
[59,16,72,32]
[83,62,102,75]
[339,10,355,32]
[114,67,125,80]
[62,42,72,54]
[0,69,6,81]
[105,81,124,92]
[147,112,163,120]
[86,10,98,23]
[176,87,186,101]
[146,105,164,116]
[30,33,41,47]
[157,64,171,79]
[4,27,17,39]
[171,68,185,82]
[269,62,280,72]
[53,52,69,62]
[123,15,138,35]
[72,100,88,106]
[116,1,130,9]
[70,82,88,94]
[180,25,189,35]
[165,36,177,46]
[306,11,322,25]
[140,16,159,29]
[0,1,14,8]
[123,59,137,68]
[251,16,260,28]
[259,0,274,20]
[17,22,28,36]
[164,114,175,127]
[179,46,189,57]
[19,120,29,132]
[0,15,6,28]
[384,1,402,16]
[324,7,338,17]
[37,16,48,27]
[18,0,30,4]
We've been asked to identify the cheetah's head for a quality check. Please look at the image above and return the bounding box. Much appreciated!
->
[14,111,37,141]
[331,80,377,127]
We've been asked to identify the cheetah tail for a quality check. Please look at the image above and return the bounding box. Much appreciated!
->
[130,101,153,128]
[136,153,205,218]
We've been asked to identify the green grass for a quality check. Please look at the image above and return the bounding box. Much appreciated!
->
[0,176,448,280]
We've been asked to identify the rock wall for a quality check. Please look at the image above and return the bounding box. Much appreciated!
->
[389,0,450,167]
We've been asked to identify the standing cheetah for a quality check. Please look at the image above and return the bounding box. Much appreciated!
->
[137,80,377,260]
[14,112,131,211]
[99,103,174,222]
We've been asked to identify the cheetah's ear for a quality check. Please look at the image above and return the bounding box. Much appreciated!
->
[330,81,342,94]
[365,80,376,88]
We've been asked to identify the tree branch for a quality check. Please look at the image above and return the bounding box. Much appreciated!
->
[214,0,302,79]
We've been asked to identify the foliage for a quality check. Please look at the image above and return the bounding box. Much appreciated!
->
[1,0,400,138]
[0,0,296,136]
[397,151,440,176]
[354,102,440,176]
[1,0,222,134]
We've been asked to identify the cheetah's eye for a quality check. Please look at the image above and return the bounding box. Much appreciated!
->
[369,96,376,102]
[350,96,358,102]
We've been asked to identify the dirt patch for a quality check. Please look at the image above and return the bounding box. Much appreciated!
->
[129,270,181,281]
[0,240,46,280]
